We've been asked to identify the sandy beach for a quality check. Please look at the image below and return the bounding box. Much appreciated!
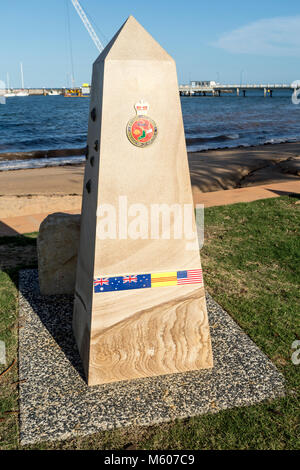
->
[0,141,299,218]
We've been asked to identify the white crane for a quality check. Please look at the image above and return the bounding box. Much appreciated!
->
[71,0,104,53]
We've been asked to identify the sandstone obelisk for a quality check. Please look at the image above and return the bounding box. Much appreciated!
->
[73,16,213,386]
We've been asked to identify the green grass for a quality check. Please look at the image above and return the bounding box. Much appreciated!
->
[0,198,299,450]
[0,268,20,449]
[0,233,38,449]
[202,196,300,392]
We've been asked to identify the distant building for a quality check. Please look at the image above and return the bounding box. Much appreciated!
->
[81,83,91,95]
[190,80,217,87]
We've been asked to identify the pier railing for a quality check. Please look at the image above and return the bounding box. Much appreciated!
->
[179,83,295,96]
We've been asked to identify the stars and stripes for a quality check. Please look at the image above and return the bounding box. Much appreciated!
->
[177,269,203,285]
[94,269,203,293]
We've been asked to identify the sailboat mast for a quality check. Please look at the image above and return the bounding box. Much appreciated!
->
[6,73,10,91]
[20,62,24,89]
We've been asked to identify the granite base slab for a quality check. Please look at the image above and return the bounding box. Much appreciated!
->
[18,270,285,445]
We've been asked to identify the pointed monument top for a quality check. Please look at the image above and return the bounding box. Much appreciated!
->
[95,15,173,63]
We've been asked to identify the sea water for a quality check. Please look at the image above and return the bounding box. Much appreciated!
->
[0,90,300,170]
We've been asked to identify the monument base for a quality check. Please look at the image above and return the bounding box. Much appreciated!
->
[85,287,213,386]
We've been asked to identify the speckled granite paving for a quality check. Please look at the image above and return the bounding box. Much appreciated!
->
[18,269,285,445]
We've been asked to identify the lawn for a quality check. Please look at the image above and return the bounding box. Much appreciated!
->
[0,196,299,450]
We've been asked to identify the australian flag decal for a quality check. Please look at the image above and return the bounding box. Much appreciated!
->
[94,274,151,293]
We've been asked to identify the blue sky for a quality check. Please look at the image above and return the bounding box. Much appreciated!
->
[1,0,300,87]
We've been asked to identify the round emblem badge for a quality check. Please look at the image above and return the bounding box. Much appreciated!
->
[126,100,158,148]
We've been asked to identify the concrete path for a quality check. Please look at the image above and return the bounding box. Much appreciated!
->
[193,180,300,207]
[0,210,79,236]
[0,180,299,237]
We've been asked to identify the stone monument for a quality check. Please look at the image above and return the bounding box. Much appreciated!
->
[73,16,213,386]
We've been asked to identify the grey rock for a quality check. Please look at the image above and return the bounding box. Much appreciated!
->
[37,212,80,295]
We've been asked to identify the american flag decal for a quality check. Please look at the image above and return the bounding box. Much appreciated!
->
[94,269,203,293]
[177,269,203,285]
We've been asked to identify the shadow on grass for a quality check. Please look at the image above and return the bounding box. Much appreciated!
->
[0,232,86,383]
[0,231,38,247]
[0,231,39,296]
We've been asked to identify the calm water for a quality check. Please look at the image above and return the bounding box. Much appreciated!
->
[0,90,300,170]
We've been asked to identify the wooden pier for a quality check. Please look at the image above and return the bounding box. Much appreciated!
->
[179,83,295,97]
[1,83,297,98]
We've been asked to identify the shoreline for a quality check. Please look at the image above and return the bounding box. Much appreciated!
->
[0,138,300,161]
[0,147,86,161]
[0,141,299,219]
[190,139,300,154]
